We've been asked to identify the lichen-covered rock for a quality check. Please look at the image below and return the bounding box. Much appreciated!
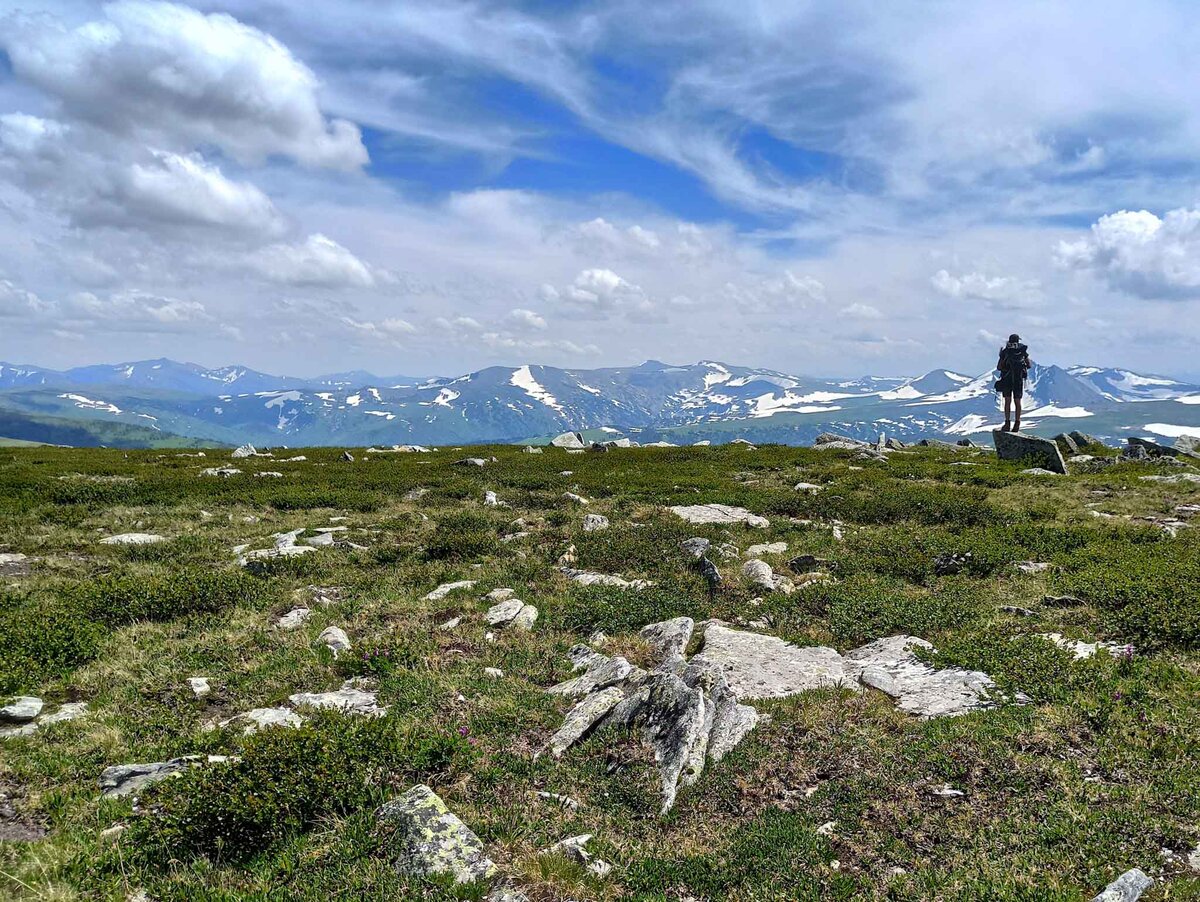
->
[549,654,638,697]
[582,513,609,532]
[560,567,652,589]
[639,617,695,664]
[842,636,1004,718]
[100,533,165,545]
[669,503,769,528]
[692,624,853,700]
[275,607,311,630]
[319,626,352,656]
[289,681,387,717]
[1090,868,1152,902]
[377,785,497,883]
[547,687,625,757]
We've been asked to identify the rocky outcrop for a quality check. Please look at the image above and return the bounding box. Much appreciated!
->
[692,624,852,699]
[100,756,233,798]
[289,680,387,717]
[423,580,477,601]
[551,432,586,450]
[377,785,497,884]
[560,568,652,589]
[991,430,1067,474]
[100,533,165,545]
[485,599,539,631]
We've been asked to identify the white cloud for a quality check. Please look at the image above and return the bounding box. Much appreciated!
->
[842,303,882,319]
[250,234,378,287]
[0,277,53,317]
[725,271,826,313]
[68,289,210,328]
[2,1,367,169]
[930,269,1040,306]
[550,267,649,316]
[507,308,547,330]
[1055,208,1200,300]
[339,316,417,344]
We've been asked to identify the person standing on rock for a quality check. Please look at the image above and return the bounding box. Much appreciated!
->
[995,333,1031,432]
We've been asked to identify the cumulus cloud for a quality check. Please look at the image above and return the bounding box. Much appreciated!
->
[67,290,210,328]
[930,269,1040,306]
[339,316,417,344]
[506,308,547,330]
[544,267,650,317]
[2,1,367,170]
[725,271,826,313]
[1055,207,1200,300]
[0,278,54,317]
[250,234,379,287]
[842,303,882,319]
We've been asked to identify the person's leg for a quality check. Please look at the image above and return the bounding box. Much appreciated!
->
[1002,392,1012,431]
[1013,393,1022,433]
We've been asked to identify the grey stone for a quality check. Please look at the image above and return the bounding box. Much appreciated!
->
[691,624,854,700]
[669,503,769,528]
[1140,473,1200,484]
[341,451,355,462]
[843,636,1002,718]
[510,604,538,631]
[1055,433,1080,454]
[483,490,500,506]
[794,482,823,493]
[562,491,590,505]
[223,706,304,734]
[485,587,516,601]
[1176,434,1200,455]
[99,756,232,798]
[100,533,165,545]
[485,599,538,631]
[680,537,710,560]
[319,626,352,656]
[992,430,1067,474]
[542,833,613,878]
[201,466,242,477]
[549,655,639,697]
[455,457,487,467]
[1039,633,1132,660]
[423,580,477,601]
[745,541,788,558]
[187,677,211,698]
[0,696,43,723]
[304,531,337,547]
[275,607,311,630]
[39,702,88,725]
[377,785,497,883]
[560,567,652,589]
[1090,868,1152,902]
[741,559,794,595]
[547,687,625,757]
[582,513,609,532]
[231,444,258,458]
[521,446,543,454]
[639,617,695,663]
[289,681,387,717]
[551,431,586,449]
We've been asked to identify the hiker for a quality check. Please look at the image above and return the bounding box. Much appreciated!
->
[995,333,1031,432]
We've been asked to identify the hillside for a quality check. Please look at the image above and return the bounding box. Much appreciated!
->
[1,439,1199,899]
[2,358,1199,449]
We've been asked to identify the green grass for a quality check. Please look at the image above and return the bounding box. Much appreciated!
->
[1,442,1199,900]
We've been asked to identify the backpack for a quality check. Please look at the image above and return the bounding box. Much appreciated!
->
[999,343,1029,379]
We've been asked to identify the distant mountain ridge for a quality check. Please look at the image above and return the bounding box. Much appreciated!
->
[1,357,1198,448]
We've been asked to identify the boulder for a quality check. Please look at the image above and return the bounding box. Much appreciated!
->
[582,513,609,532]
[423,580,477,601]
[319,626,352,656]
[639,617,695,663]
[741,559,794,594]
[991,430,1067,474]
[550,654,639,698]
[1175,434,1200,455]
[668,503,769,528]
[1128,436,1197,459]
[1054,433,1080,454]
[680,537,710,560]
[1090,869,1152,902]
[222,706,304,734]
[0,696,43,723]
[231,444,258,458]
[1070,430,1099,447]
[546,687,625,757]
[377,785,497,884]
[560,567,652,589]
[455,457,487,467]
[289,681,387,717]
[550,432,586,450]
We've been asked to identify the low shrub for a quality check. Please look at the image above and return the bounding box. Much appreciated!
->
[424,509,502,561]
[0,594,105,693]
[76,567,267,626]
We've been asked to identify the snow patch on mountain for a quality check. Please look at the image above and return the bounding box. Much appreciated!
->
[59,393,122,414]
[1143,423,1200,438]
[511,365,564,413]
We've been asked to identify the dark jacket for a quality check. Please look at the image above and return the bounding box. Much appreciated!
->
[995,342,1030,392]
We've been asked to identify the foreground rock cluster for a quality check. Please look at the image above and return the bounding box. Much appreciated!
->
[544,618,1016,812]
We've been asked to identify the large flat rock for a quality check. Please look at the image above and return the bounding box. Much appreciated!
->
[691,623,855,699]
[668,504,769,528]
[842,636,1001,718]
[992,430,1067,474]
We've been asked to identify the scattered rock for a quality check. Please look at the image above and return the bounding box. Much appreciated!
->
[290,680,387,717]
[562,491,590,505]
[0,697,43,724]
[1000,605,1037,617]
[39,702,88,726]
[222,706,304,734]
[424,580,477,601]
[639,617,694,663]
[275,607,311,630]
[319,626,352,656]
[200,466,242,477]
[843,636,1009,718]
[100,756,230,798]
[187,677,211,699]
[582,513,609,531]
[483,490,501,506]
[680,537,710,560]
[1090,868,1152,902]
[536,791,580,811]
[1139,473,1200,485]
[741,559,794,594]
[788,554,834,573]
[231,444,258,458]
[341,450,355,462]
[100,533,165,545]
[551,432,586,450]
[669,503,769,528]
[485,599,539,631]
[745,541,787,558]
[485,588,515,602]
[1039,633,1133,660]
[483,667,504,680]
[521,446,543,454]
[376,784,497,884]
[456,458,488,467]
[560,568,652,589]
[1129,436,1197,459]
[542,833,612,878]
[1022,467,1061,476]
[1016,561,1052,574]
[793,482,823,493]
[991,430,1068,474]
[933,551,972,576]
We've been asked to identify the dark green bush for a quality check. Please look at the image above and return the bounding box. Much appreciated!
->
[424,510,501,561]
[0,595,105,693]
[129,714,474,862]
[76,567,267,626]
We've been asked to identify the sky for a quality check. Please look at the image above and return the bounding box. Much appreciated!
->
[2,1,1200,380]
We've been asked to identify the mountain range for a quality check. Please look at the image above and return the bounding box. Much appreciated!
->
[1,357,1198,448]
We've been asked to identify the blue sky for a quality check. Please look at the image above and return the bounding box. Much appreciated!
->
[1,1,1200,379]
